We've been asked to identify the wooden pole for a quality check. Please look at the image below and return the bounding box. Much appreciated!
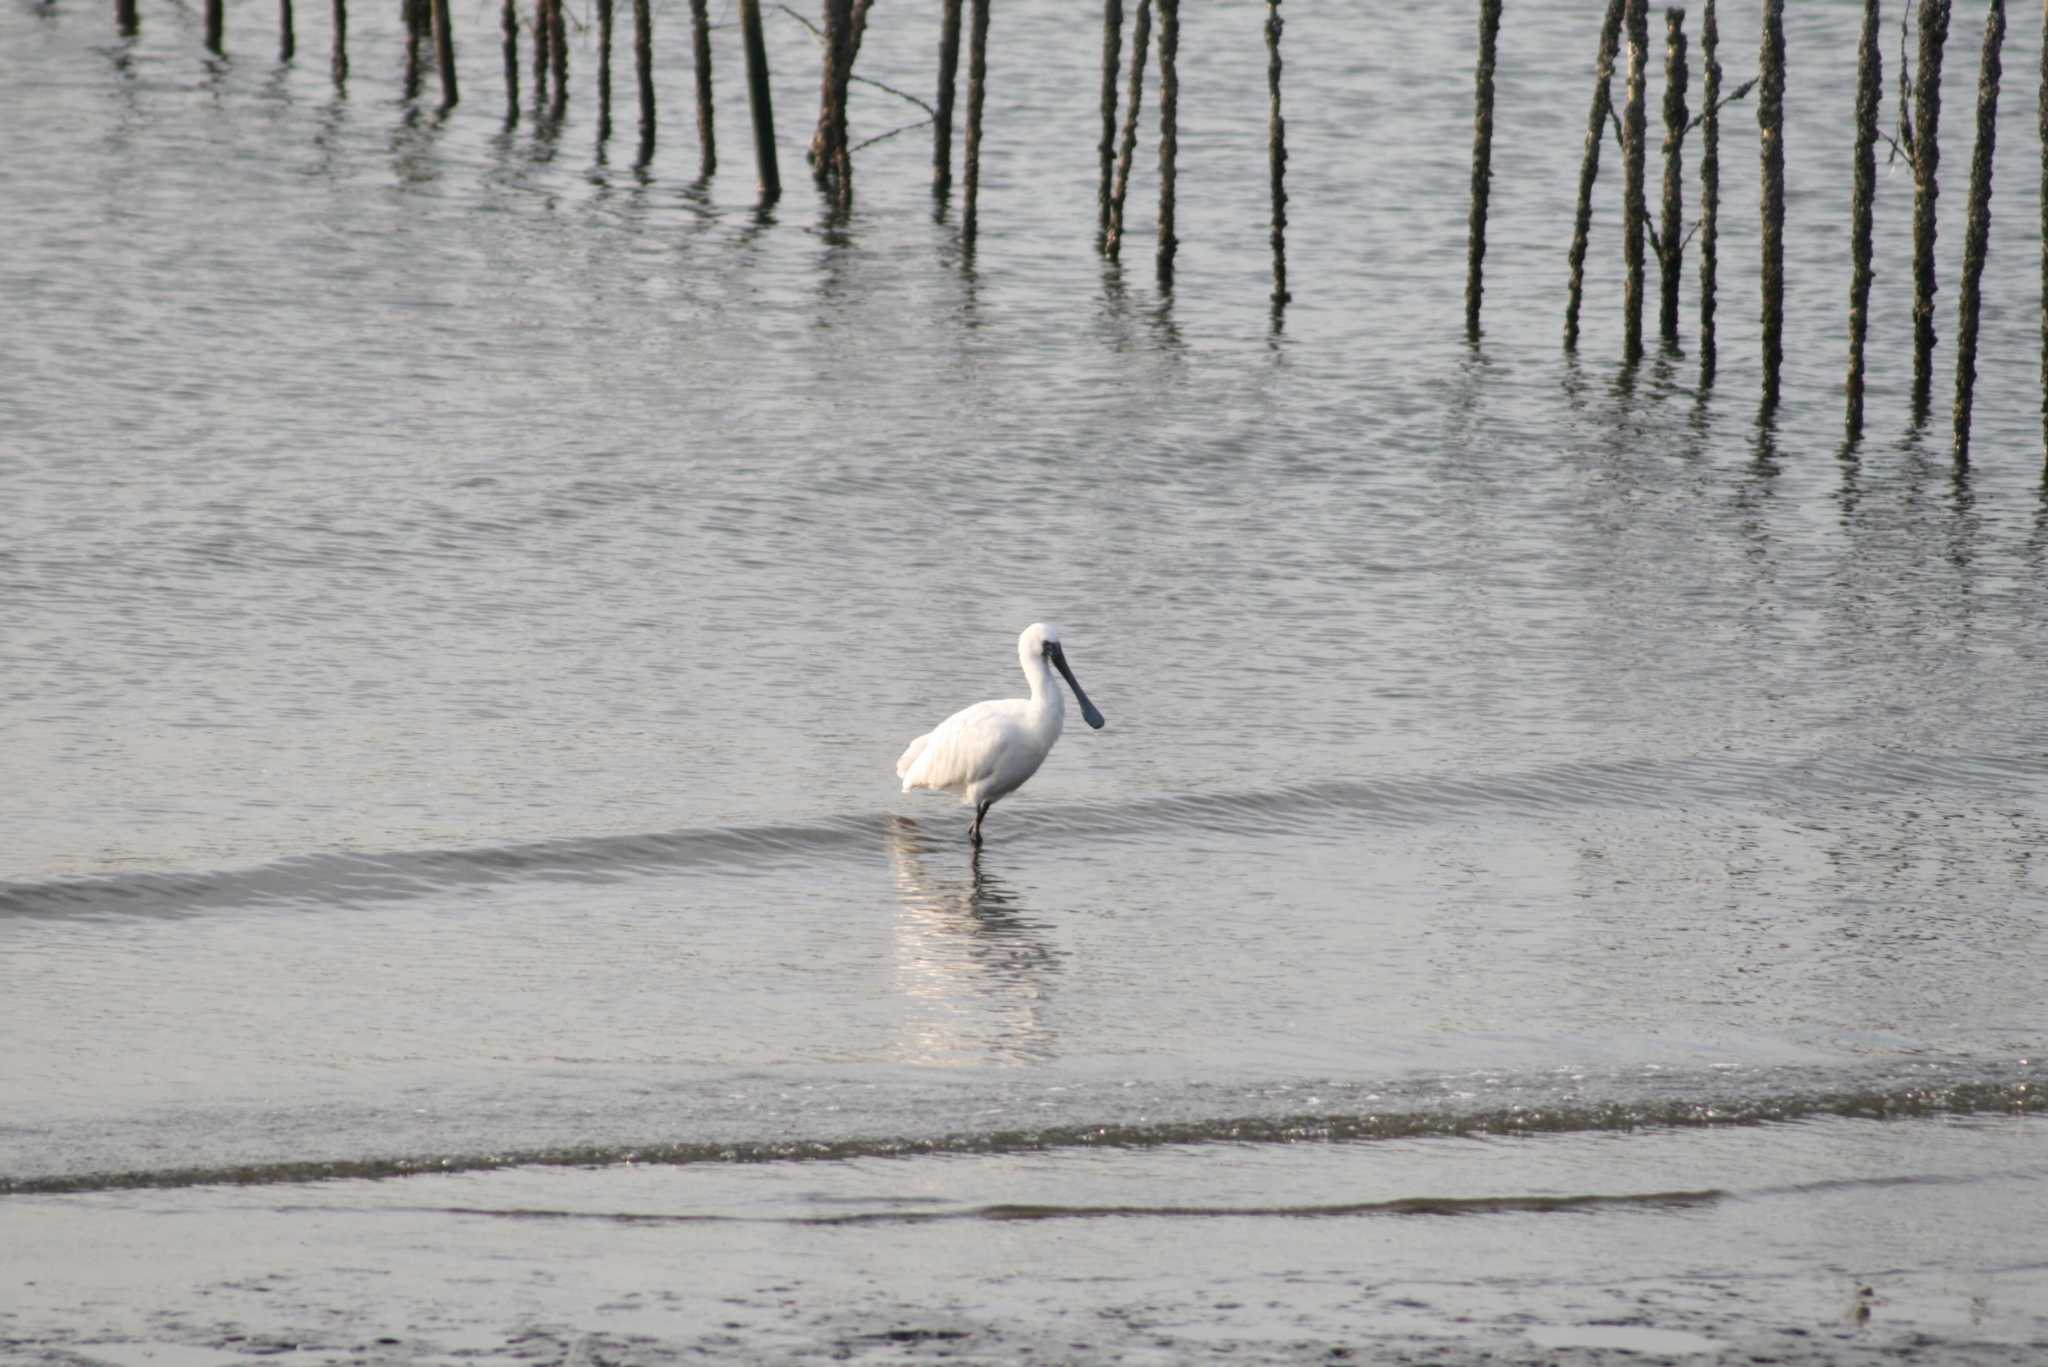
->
[533,0,551,112]
[811,0,869,181]
[963,0,990,243]
[332,0,348,83]
[1699,0,1720,373]
[1622,0,1648,364]
[1658,7,1689,346]
[1156,0,1179,285]
[1847,0,1882,442]
[835,1,864,206]
[598,0,614,140]
[691,0,716,174]
[206,0,222,54]
[816,0,851,186]
[117,0,137,38]
[638,0,658,155]
[2040,0,2047,460]
[1953,0,2005,462]
[738,0,782,201]
[548,0,568,119]
[1467,0,1502,337]
[406,0,425,100]
[1267,0,1288,308]
[935,0,964,196]
[501,0,518,123]
[1097,0,1122,235]
[281,0,295,61]
[1911,0,1953,419]
[1565,0,1626,351]
[433,0,458,110]
[1105,0,1151,258]
[1759,0,1786,407]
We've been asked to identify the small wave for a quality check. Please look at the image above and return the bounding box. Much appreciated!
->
[4,746,2038,919]
[0,816,887,920]
[4,1078,2035,1197]
[808,1189,1729,1223]
[292,1189,1727,1227]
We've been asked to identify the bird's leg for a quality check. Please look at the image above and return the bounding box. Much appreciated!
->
[969,801,990,845]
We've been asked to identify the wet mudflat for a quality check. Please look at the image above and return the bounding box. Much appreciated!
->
[7,1116,2048,1363]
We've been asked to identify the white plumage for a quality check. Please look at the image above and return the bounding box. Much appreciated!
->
[896,623,1107,844]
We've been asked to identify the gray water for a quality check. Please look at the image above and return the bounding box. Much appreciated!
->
[4,0,2047,1361]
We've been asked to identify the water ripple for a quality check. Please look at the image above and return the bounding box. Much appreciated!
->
[3,746,2040,920]
[5,1076,2035,1197]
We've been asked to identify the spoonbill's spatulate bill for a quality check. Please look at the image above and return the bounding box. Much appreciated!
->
[895,623,1107,845]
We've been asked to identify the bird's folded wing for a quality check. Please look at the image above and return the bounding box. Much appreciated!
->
[901,702,1024,792]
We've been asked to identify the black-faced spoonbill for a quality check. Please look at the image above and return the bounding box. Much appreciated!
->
[895,623,1107,844]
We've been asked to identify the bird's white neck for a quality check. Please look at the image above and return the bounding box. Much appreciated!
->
[1020,648,1066,725]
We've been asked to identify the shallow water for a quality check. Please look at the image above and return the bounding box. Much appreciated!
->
[4,0,2047,1359]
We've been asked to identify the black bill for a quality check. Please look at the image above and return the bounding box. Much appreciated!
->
[1047,642,1106,729]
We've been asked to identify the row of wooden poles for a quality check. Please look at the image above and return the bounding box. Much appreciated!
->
[1096,0,1289,302]
[124,0,994,231]
[1464,0,2020,461]
[120,0,1277,286]
[129,0,2025,451]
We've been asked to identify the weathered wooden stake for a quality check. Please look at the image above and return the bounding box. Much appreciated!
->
[816,0,852,188]
[837,3,865,205]
[206,0,222,53]
[1267,0,1288,307]
[117,0,137,38]
[548,0,567,119]
[840,4,868,200]
[533,0,551,111]
[738,0,782,201]
[332,0,348,82]
[1467,0,1502,336]
[1658,7,1689,346]
[963,0,989,242]
[1759,0,1786,407]
[432,0,457,110]
[597,0,614,140]
[639,0,659,154]
[811,0,869,183]
[1622,0,1648,364]
[1098,0,1123,235]
[935,0,964,195]
[406,0,426,99]
[281,0,295,62]
[1156,0,1179,285]
[1566,0,1627,350]
[1699,0,1721,371]
[691,0,715,174]
[1911,0,1953,419]
[2040,0,2047,457]
[1953,0,2005,462]
[1105,0,1151,257]
[501,0,518,123]
[1847,0,1882,442]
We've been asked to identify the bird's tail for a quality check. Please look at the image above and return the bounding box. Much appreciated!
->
[895,733,930,789]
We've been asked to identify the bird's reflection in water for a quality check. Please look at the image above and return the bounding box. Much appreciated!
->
[886,816,1063,1066]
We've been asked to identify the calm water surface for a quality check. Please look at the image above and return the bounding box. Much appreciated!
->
[3,0,2046,1360]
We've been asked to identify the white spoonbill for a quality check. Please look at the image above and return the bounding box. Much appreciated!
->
[895,623,1107,844]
